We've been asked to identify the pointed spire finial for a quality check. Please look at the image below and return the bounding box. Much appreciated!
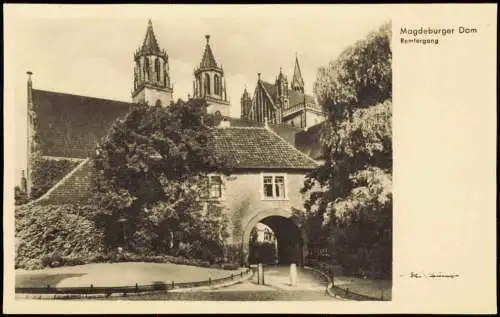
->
[205,34,210,44]
[257,73,261,80]
[148,19,153,27]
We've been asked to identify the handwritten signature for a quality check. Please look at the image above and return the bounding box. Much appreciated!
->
[408,272,460,279]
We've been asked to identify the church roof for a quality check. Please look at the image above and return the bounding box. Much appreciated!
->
[210,127,317,170]
[199,35,218,69]
[291,56,305,89]
[32,89,133,158]
[139,19,162,56]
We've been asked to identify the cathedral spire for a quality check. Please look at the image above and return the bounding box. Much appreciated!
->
[199,34,218,69]
[140,19,162,56]
[291,54,305,93]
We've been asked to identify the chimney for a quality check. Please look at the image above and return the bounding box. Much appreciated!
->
[218,117,231,128]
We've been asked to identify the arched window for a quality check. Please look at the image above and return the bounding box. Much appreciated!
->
[214,74,220,95]
[144,58,149,80]
[205,73,211,95]
[155,99,162,107]
[155,58,161,82]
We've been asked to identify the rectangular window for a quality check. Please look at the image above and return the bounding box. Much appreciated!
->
[209,175,222,198]
[262,174,287,199]
[201,175,222,199]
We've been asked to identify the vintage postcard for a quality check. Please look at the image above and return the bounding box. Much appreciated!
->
[3,3,497,314]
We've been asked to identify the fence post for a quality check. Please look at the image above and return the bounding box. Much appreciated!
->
[171,280,174,289]
[231,273,233,280]
[380,289,383,301]
[135,283,139,293]
[345,288,349,296]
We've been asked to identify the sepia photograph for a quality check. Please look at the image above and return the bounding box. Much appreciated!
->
[10,5,392,302]
[3,3,496,314]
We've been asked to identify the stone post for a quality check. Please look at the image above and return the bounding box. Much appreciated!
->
[290,263,297,287]
[257,263,264,285]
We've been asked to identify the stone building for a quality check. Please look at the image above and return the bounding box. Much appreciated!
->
[20,20,323,265]
[240,56,325,129]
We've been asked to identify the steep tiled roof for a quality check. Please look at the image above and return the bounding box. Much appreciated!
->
[32,89,132,158]
[139,19,162,55]
[199,35,218,69]
[227,117,303,145]
[210,127,317,170]
[294,121,327,160]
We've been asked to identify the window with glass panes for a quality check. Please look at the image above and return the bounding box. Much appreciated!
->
[201,175,222,199]
[263,175,286,199]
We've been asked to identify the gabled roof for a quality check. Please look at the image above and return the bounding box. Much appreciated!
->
[210,127,317,170]
[139,19,162,56]
[199,35,218,69]
[32,89,133,158]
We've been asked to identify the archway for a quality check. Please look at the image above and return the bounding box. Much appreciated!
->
[242,210,307,267]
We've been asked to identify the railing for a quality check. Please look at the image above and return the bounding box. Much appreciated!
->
[305,261,390,301]
[16,267,252,297]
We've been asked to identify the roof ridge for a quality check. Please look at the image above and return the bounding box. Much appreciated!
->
[265,126,319,167]
[32,89,133,106]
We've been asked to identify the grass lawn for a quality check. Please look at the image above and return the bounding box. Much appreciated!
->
[16,262,242,288]
[332,276,392,300]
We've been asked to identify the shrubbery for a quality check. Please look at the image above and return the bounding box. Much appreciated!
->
[29,157,79,200]
[15,204,105,270]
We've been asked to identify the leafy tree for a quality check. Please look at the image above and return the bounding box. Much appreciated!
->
[300,22,392,279]
[90,99,232,256]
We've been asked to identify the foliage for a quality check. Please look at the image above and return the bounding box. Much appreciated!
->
[14,186,30,205]
[90,99,232,259]
[15,204,105,270]
[300,22,392,279]
[29,157,79,200]
[249,241,277,265]
[314,21,391,112]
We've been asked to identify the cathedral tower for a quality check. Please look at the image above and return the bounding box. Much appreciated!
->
[193,35,230,116]
[132,20,173,106]
[275,67,289,108]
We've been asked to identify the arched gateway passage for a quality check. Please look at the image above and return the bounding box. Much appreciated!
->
[242,210,307,266]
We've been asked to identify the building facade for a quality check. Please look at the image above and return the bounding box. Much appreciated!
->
[240,56,326,129]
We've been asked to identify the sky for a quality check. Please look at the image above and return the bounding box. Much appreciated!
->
[5,4,391,184]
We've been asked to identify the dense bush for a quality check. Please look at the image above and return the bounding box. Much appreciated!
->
[30,158,79,200]
[15,204,105,270]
